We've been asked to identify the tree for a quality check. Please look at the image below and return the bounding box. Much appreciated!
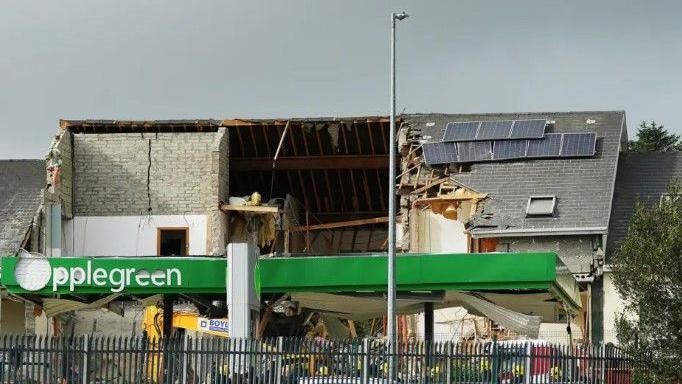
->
[612,183,682,383]
[628,120,681,152]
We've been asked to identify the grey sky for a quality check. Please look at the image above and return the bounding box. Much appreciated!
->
[1,0,681,159]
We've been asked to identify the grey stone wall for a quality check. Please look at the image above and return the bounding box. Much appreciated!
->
[497,235,599,273]
[207,128,229,255]
[72,130,228,254]
[73,132,226,216]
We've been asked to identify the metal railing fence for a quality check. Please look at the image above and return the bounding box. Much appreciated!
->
[0,335,636,384]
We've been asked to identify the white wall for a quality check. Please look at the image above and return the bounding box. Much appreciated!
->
[413,210,468,253]
[413,210,469,339]
[602,271,627,343]
[63,215,207,256]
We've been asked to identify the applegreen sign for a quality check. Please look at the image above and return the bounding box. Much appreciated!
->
[0,256,227,295]
[0,252,580,313]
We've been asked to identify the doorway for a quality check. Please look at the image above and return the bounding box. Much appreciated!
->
[157,228,188,256]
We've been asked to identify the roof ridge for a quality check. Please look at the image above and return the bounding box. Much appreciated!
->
[406,110,625,117]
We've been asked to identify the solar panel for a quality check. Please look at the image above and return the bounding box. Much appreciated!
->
[476,120,513,140]
[442,121,480,142]
[493,140,528,160]
[457,141,492,162]
[561,133,596,157]
[527,133,563,158]
[422,142,458,165]
[510,119,547,139]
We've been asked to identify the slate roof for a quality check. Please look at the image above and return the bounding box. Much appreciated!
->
[0,160,45,255]
[405,111,627,236]
[607,152,682,256]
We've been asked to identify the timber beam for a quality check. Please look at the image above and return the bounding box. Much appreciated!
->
[289,217,388,232]
[231,155,391,171]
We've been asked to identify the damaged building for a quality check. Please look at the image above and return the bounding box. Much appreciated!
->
[0,111,638,343]
[400,111,626,342]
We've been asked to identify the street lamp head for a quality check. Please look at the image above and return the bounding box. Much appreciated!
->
[393,12,409,21]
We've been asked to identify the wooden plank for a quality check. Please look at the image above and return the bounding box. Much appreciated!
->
[310,169,323,213]
[249,125,260,157]
[362,169,374,212]
[235,126,246,157]
[375,168,386,211]
[348,320,357,338]
[348,169,360,211]
[219,204,280,213]
[289,216,388,232]
[256,307,272,338]
[411,195,486,208]
[410,176,450,195]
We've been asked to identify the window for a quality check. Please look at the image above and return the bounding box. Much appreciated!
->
[526,195,557,217]
[157,228,188,256]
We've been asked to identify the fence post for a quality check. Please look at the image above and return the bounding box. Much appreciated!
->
[524,342,531,384]
[275,337,283,384]
[445,341,452,384]
[490,338,499,384]
[81,335,88,384]
[600,343,606,383]
[362,338,370,384]
[181,335,188,384]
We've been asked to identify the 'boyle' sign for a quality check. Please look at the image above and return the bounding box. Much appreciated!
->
[0,256,227,295]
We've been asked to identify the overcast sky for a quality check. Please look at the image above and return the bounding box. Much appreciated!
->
[1,0,681,158]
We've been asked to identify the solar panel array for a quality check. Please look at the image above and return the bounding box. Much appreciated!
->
[493,140,528,160]
[422,142,458,165]
[442,121,479,141]
[527,133,563,158]
[442,119,547,142]
[423,129,597,166]
[510,119,547,139]
[561,133,597,157]
[457,141,493,162]
[476,120,514,140]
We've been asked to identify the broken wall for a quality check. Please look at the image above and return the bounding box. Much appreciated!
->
[71,130,228,255]
[44,129,74,218]
[208,127,229,254]
[410,209,468,253]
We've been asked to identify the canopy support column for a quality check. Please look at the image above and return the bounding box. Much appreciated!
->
[424,302,434,343]
[163,295,174,337]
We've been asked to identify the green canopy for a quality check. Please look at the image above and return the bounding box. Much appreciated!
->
[0,252,581,314]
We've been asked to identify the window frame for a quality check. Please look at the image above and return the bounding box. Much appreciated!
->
[525,195,557,217]
[157,227,189,256]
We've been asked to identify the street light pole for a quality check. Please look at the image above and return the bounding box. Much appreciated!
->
[388,10,408,382]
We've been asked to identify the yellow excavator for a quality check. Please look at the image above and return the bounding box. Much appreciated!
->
[142,306,230,339]
[141,306,230,383]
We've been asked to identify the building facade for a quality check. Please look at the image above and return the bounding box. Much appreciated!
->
[1,111,658,343]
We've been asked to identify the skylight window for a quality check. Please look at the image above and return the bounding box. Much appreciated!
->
[526,195,556,216]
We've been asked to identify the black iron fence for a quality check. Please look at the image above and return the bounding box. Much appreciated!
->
[0,335,635,383]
